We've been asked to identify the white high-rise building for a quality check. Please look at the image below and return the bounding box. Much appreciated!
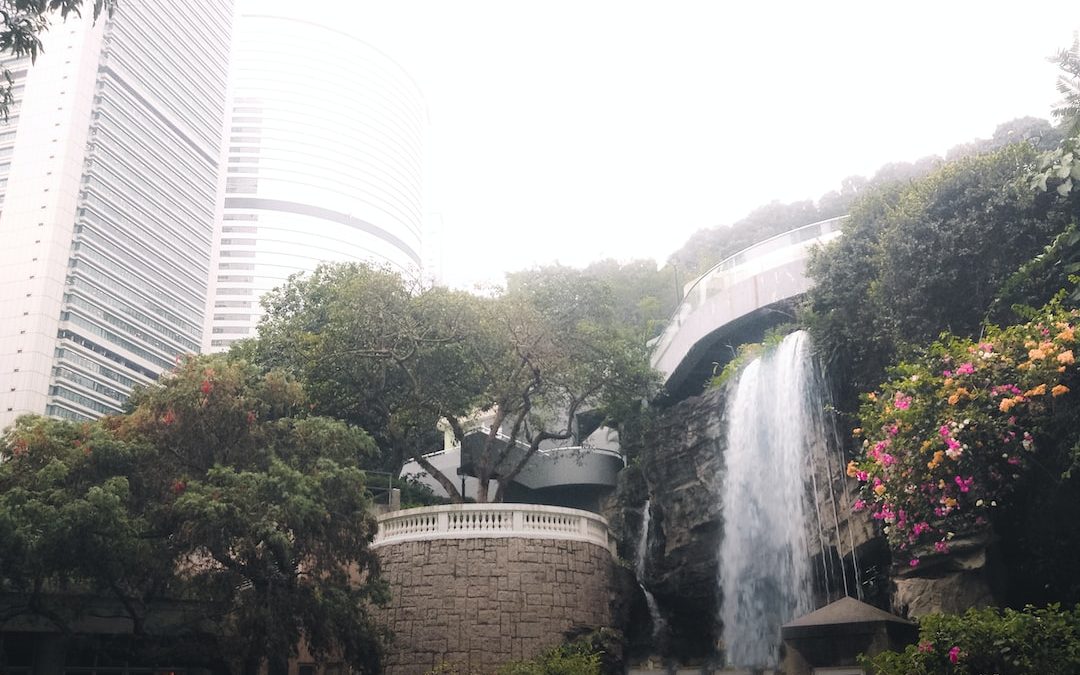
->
[0,1,234,428]
[204,9,426,352]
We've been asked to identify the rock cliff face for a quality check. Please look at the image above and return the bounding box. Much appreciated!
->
[615,385,884,658]
[890,530,1000,617]
[624,388,726,658]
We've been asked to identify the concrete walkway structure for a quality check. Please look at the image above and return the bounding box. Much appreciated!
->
[650,217,845,399]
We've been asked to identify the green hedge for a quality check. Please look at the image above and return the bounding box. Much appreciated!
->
[864,605,1080,674]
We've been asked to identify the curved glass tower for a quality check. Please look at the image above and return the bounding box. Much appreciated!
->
[205,11,426,351]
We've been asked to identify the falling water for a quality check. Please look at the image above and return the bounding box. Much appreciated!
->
[635,500,666,643]
[717,330,820,668]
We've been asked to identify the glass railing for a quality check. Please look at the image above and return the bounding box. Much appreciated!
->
[650,216,846,363]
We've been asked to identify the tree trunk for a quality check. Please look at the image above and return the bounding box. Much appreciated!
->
[476,473,490,502]
[412,453,464,503]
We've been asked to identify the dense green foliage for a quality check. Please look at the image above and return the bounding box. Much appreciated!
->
[810,43,1080,611]
[0,355,387,673]
[249,263,657,502]
[847,297,1080,563]
[424,630,615,675]
[804,142,1078,416]
[496,646,601,675]
[507,259,678,340]
[668,118,1063,283]
[1051,34,1080,137]
[864,605,1080,675]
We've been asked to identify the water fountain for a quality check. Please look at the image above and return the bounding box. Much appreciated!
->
[717,330,849,669]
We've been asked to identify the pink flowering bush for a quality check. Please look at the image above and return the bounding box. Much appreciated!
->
[848,296,1080,560]
[863,605,1080,675]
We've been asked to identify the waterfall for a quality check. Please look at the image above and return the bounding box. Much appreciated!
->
[717,330,821,668]
[635,499,666,644]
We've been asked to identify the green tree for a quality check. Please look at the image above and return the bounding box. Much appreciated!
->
[804,143,1074,416]
[251,263,656,503]
[0,0,114,118]
[1051,32,1080,137]
[509,259,678,340]
[0,355,388,673]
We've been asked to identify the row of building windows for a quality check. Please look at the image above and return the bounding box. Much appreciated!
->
[57,331,160,381]
[49,384,123,416]
[61,313,175,372]
[54,347,138,389]
[53,366,128,403]
[66,284,200,351]
[69,258,203,326]
[46,404,93,422]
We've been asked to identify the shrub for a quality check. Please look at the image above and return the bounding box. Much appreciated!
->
[847,295,1080,564]
[863,605,1080,675]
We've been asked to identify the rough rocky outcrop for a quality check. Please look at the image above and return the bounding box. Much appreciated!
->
[634,387,727,657]
[616,384,884,658]
[891,530,1000,617]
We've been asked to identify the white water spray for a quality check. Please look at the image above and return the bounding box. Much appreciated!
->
[717,331,819,668]
[635,500,666,643]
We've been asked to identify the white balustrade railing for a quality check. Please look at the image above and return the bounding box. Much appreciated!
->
[373,503,616,554]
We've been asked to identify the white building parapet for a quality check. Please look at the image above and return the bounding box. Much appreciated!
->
[372,503,616,554]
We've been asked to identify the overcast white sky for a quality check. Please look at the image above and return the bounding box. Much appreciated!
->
[334,1,1079,288]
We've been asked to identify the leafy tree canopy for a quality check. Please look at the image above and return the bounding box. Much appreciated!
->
[803,142,1077,416]
[248,263,657,503]
[0,354,387,673]
[667,117,1064,283]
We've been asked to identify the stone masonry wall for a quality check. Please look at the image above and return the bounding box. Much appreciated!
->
[374,537,614,674]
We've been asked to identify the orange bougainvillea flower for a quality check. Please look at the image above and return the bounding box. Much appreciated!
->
[1052,384,1070,397]
[1057,350,1074,365]
[1025,384,1047,397]
[1029,348,1047,361]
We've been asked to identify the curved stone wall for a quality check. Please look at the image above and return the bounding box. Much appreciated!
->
[373,505,615,674]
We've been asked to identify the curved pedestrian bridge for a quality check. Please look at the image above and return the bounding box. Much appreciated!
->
[650,217,844,397]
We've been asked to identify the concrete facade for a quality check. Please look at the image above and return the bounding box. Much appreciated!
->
[374,536,614,674]
[0,0,234,428]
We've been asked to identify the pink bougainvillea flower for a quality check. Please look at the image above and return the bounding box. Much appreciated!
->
[909,557,920,567]
[934,540,950,554]
[956,362,975,375]
[852,499,866,511]
[954,475,974,493]
[893,392,911,410]
[949,646,961,664]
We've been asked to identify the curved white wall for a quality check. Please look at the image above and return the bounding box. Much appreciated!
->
[206,11,425,351]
